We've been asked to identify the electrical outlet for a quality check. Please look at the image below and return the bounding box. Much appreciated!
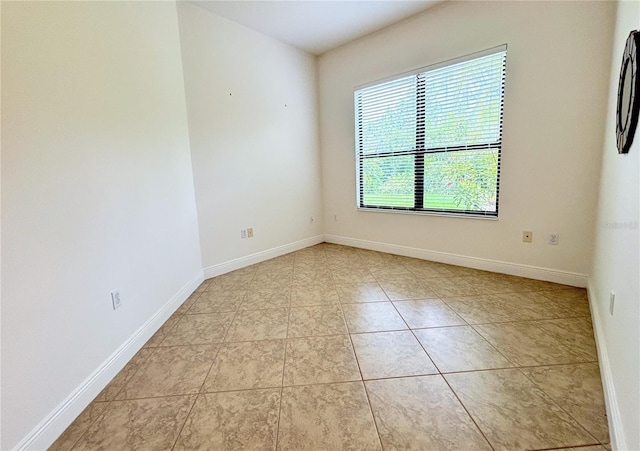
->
[548,233,559,245]
[609,291,615,315]
[241,229,247,239]
[111,290,122,310]
[247,228,254,238]
[522,231,533,243]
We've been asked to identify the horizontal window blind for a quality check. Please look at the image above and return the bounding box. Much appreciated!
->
[355,46,507,217]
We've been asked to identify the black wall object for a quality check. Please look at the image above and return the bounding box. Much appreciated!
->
[616,30,640,154]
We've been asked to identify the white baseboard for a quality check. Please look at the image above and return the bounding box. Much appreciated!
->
[324,234,588,287]
[203,235,324,279]
[587,280,625,451]
[16,270,204,451]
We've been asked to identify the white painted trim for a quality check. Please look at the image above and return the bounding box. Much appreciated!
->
[15,271,204,451]
[203,235,324,279]
[324,234,588,287]
[587,280,625,451]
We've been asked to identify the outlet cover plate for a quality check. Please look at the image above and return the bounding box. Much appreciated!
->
[111,290,121,310]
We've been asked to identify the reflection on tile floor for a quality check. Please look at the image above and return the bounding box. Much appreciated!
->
[50,243,609,451]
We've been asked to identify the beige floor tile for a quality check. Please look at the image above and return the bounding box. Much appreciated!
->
[342,302,408,333]
[225,308,288,342]
[351,331,437,379]
[522,363,609,443]
[443,294,522,324]
[371,269,418,282]
[162,312,235,346]
[330,269,376,284]
[561,446,607,451]
[254,270,295,282]
[494,274,541,293]
[426,276,486,297]
[492,291,578,320]
[366,376,492,450]
[465,274,535,295]
[414,326,513,373]
[175,292,201,315]
[195,279,213,293]
[211,270,256,289]
[189,289,245,314]
[405,261,459,278]
[539,286,588,300]
[203,340,285,392]
[328,264,369,275]
[247,276,293,290]
[260,263,295,273]
[175,389,280,451]
[474,321,594,366]
[448,265,491,277]
[290,284,340,306]
[49,401,109,451]
[293,264,329,274]
[294,249,327,261]
[292,270,333,286]
[117,345,218,399]
[73,395,195,451]
[53,245,608,451]
[378,279,438,301]
[260,254,295,267]
[241,287,291,310]
[393,299,467,328]
[288,305,348,337]
[95,348,154,401]
[335,282,389,303]
[328,263,369,275]
[539,288,592,317]
[520,278,570,292]
[293,260,329,271]
[445,369,596,450]
[536,317,598,361]
[444,292,574,324]
[278,382,381,450]
[143,315,181,348]
[284,335,361,386]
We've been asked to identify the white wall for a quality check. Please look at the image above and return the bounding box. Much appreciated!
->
[1,2,203,449]
[318,1,615,281]
[177,2,323,272]
[589,1,640,449]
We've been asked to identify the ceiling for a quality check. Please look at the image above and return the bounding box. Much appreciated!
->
[191,1,443,55]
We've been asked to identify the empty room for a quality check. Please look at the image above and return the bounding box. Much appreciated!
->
[1,0,639,450]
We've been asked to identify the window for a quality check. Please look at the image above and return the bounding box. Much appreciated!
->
[354,45,507,217]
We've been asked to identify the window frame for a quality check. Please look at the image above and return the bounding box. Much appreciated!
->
[354,44,507,219]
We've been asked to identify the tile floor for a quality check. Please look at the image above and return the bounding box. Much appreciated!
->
[50,243,610,450]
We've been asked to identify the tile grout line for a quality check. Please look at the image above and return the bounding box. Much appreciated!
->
[370,262,446,379]
[62,285,204,449]
[440,373,497,450]
[515,366,604,446]
[59,316,171,449]
[56,243,604,449]
[273,252,296,450]
[348,251,390,451]
[170,268,253,450]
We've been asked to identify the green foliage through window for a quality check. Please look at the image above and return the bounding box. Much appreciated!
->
[355,46,506,216]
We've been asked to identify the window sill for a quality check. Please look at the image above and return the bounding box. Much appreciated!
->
[356,207,499,220]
